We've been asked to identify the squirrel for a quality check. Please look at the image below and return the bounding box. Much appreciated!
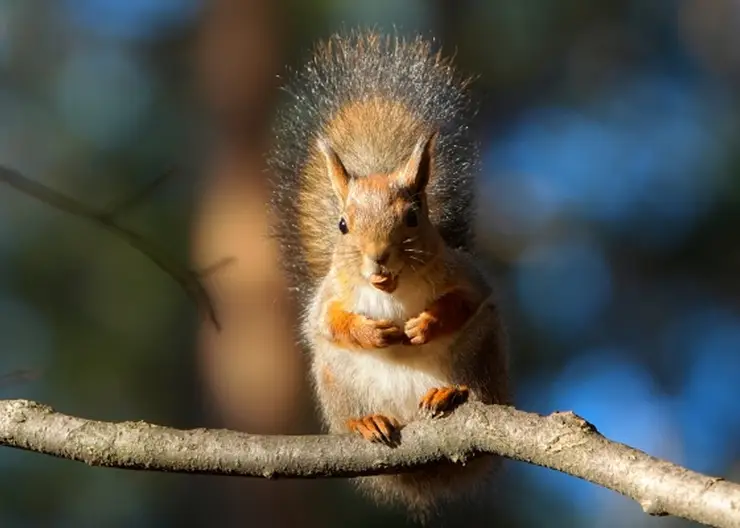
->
[267,30,510,521]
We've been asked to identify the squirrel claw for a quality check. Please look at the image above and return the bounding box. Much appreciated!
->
[354,318,404,348]
[419,386,469,417]
[404,312,436,345]
[347,414,401,446]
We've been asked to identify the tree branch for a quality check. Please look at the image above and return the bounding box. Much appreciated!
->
[0,165,223,329]
[0,400,737,527]
[100,167,174,221]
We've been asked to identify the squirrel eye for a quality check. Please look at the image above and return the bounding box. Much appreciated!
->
[405,209,419,228]
[338,217,349,234]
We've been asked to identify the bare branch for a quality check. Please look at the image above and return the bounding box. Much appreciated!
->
[198,256,237,277]
[101,167,175,220]
[0,165,223,330]
[0,399,737,527]
[0,370,41,389]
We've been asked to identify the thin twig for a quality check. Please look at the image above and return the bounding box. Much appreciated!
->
[101,167,175,220]
[0,370,41,389]
[0,165,222,330]
[198,256,237,277]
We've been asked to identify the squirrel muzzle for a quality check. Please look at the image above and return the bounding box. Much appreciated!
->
[369,272,398,293]
[363,245,400,293]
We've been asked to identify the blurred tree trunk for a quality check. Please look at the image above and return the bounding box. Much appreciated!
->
[188,1,322,526]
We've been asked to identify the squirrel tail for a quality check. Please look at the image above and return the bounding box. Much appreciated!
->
[355,455,499,524]
[267,29,480,304]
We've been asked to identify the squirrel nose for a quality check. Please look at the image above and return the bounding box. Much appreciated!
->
[367,247,390,266]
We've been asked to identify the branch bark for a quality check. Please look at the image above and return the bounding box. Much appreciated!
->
[0,399,737,527]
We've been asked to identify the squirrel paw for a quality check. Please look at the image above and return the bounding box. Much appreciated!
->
[353,317,405,349]
[404,312,437,345]
[419,386,469,417]
[347,414,401,446]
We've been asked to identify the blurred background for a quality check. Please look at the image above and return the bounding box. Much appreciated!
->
[0,0,739,527]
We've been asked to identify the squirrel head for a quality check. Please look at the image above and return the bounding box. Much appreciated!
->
[317,132,442,293]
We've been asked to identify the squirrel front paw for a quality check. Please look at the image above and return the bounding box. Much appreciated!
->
[347,414,401,446]
[352,317,405,349]
[404,312,438,345]
[419,385,469,417]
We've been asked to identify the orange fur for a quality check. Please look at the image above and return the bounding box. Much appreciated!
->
[356,172,391,192]
[296,97,433,284]
[326,300,405,349]
[347,414,400,445]
[419,386,470,416]
[321,366,335,387]
[269,31,504,521]
[405,289,477,345]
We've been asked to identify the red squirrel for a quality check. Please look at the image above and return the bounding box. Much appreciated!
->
[268,30,510,522]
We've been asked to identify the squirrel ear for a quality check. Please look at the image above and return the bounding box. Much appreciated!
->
[398,131,438,194]
[317,137,350,201]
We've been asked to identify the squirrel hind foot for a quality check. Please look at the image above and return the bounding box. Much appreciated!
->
[347,414,402,447]
[419,385,469,418]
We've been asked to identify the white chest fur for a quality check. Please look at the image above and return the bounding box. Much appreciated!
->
[353,280,430,324]
[319,280,454,421]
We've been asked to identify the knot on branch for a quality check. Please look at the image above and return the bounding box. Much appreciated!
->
[640,498,668,517]
[549,410,600,435]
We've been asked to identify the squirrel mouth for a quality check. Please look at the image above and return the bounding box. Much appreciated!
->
[369,273,398,293]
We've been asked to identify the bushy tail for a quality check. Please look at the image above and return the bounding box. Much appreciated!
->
[267,29,479,305]
[354,455,499,524]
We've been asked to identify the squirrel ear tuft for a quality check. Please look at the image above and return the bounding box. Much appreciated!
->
[317,137,350,201]
[398,131,438,194]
